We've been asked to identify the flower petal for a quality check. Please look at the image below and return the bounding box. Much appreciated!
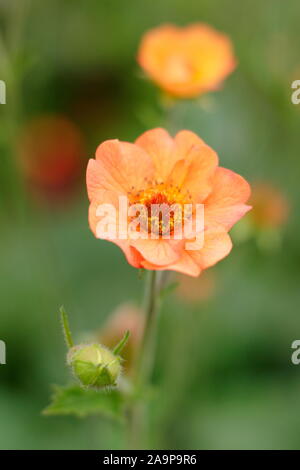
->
[88,196,143,268]
[116,243,143,269]
[131,238,182,266]
[140,227,231,277]
[86,159,104,201]
[168,130,218,201]
[141,254,201,277]
[204,167,251,230]
[87,139,155,199]
[188,226,232,269]
[135,128,176,181]
[162,251,202,276]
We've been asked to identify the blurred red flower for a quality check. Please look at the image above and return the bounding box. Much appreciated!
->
[18,115,85,201]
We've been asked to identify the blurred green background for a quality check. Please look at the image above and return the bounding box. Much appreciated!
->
[0,0,300,450]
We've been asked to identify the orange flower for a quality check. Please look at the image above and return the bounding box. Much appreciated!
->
[86,128,251,277]
[137,24,236,98]
[176,270,216,303]
[249,183,289,229]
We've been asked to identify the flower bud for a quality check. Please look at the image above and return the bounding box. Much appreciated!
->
[67,343,122,388]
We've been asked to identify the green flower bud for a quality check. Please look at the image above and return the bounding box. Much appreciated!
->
[67,343,122,388]
[60,307,129,389]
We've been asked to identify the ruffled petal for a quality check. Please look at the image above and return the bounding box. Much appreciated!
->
[188,225,232,269]
[162,251,202,276]
[88,196,143,269]
[204,167,251,230]
[87,139,155,200]
[135,128,176,181]
[168,130,218,202]
[131,238,182,266]
[140,227,230,277]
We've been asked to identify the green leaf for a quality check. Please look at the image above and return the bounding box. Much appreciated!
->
[113,330,130,356]
[43,385,124,420]
[59,306,74,349]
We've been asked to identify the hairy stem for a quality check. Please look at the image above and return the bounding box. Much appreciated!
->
[127,270,159,448]
[138,270,158,384]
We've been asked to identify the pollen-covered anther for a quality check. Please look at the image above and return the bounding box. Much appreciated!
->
[129,183,191,237]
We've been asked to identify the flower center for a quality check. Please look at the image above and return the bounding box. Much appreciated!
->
[129,183,192,237]
[165,55,196,83]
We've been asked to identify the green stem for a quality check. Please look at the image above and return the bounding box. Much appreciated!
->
[127,270,159,448]
[138,270,158,384]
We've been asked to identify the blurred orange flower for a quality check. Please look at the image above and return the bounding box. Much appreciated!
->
[98,303,144,374]
[87,128,251,277]
[177,270,216,303]
[249,182,289,229]
[18,115,85,201]
[137,24,236,98]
